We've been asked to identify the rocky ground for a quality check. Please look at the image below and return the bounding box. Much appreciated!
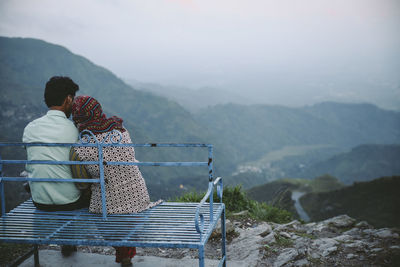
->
[21,214,400,267]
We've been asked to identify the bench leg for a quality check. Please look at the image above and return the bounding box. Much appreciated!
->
[198,246,205,267]
[221,208,227,267]
[34,245,40,267]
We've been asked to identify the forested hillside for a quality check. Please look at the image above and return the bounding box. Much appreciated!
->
[246,175,400,229]
[300,176,400,228]
[0,37,205,143]
[235,144,400,186]
[246,175,345,218]
[295,144,400,184]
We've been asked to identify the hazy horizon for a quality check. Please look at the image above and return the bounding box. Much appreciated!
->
[1,0,399,110]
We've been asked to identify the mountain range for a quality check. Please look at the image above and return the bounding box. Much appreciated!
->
[1,36,399,201]
[125,79,251,112]
[194,102,400,187]
[295,144,400,184]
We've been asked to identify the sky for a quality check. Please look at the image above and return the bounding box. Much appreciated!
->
[1,0,400,109]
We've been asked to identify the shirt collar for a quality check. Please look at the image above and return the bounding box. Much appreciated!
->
[47,110,67,118]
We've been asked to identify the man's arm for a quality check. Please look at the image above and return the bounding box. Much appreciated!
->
[69,149,92,190]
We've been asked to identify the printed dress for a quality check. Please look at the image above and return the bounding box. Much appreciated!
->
[74,129,162,214]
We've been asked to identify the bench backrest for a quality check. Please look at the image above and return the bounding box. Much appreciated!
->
[0,130,218,220]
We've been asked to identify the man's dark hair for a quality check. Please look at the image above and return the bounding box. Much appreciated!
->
[44,76,79,107]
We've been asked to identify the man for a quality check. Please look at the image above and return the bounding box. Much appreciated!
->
[23,76,88,256]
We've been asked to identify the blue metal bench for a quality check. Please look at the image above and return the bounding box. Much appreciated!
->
[0,130,226,267]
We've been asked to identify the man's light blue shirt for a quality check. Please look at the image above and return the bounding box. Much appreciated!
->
[23,110,81,205]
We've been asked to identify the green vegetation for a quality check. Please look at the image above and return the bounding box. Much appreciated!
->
[298,144,400,184]
[307,174,344,192]
[243,144,334,169]
[247,175,400,229]
[269,175,344,193]
[272,175,344,193]
[246,175,345,219]
[195,102,400,177]
[295,232,316,240]
[274,235,293,247]
[301,176,400,228]
[263,244,277,253]
[226,144,400,190]
[175,185,293,224]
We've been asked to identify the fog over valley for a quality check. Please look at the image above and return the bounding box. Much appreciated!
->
[1,0,399,110]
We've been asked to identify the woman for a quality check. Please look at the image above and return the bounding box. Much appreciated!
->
[71,95,162,266]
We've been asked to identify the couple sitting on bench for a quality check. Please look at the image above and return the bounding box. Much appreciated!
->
[23,76,162,267]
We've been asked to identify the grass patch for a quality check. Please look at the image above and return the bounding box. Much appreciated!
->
[263,244,278,253]
[295,232,316,239]
[275,235,293,247]
[174,185,293,224]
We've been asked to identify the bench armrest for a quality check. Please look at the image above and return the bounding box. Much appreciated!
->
[194,177,223,234]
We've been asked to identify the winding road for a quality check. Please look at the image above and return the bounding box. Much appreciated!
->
[291,191,310,222]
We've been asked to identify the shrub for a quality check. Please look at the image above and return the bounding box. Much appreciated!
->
[174,185,293,224]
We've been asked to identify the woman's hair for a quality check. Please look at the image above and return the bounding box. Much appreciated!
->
[44,76,79,107]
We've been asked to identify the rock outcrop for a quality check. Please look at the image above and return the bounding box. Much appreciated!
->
[43,214,400,266]
[222,214,399,266]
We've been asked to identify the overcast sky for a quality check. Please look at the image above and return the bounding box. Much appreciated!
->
[1,0,399,109]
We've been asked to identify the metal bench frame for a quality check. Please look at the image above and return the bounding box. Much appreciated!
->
[0,130,226,267]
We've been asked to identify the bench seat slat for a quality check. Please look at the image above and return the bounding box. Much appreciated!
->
[0,199,224,248]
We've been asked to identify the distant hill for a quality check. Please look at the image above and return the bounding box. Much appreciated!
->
[300,176,400,228]
[247,175,400,229]
[246,175,344,218]
[125,79,251,112]
[0,37,205,144]
[296,144,400,184]
[248,175,345,201]
[195,103,400,183]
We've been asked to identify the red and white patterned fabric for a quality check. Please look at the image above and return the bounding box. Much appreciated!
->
[74,129,162,214]
[72,95,125,134]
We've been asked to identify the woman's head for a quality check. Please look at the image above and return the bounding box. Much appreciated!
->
[72,95,124,133]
